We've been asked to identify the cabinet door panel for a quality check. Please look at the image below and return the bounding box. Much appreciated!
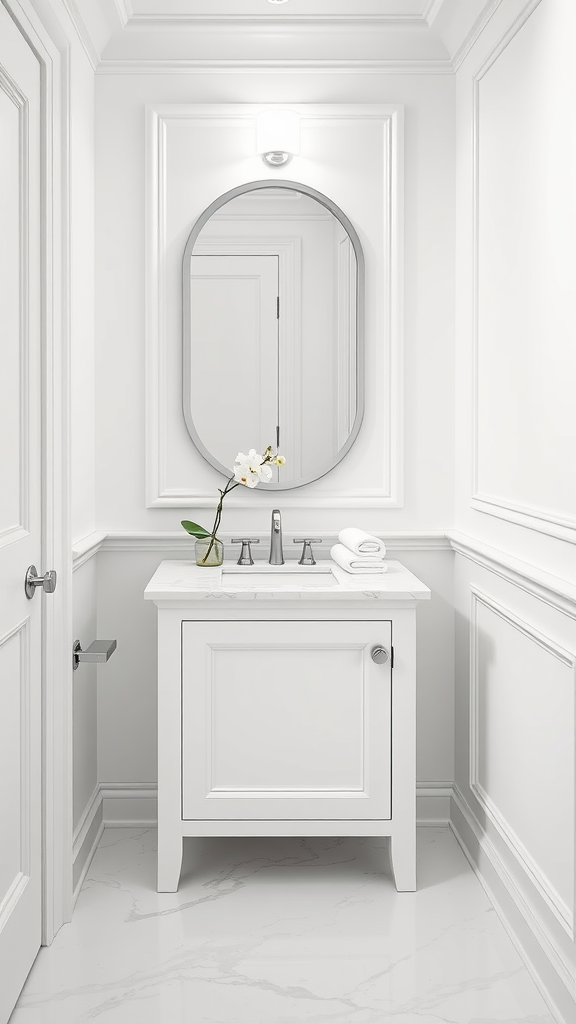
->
[182,620,391,820]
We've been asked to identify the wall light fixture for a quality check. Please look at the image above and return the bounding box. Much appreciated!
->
[256,109,300,167]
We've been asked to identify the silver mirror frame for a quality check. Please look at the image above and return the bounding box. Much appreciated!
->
[182,179,365,490]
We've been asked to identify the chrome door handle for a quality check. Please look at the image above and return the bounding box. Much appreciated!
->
[25,565,57,599]
[73,639,117,671]
[371,646,389,665]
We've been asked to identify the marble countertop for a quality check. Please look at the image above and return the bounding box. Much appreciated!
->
[144,559,431,603]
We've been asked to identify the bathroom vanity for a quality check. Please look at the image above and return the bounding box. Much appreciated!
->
[144,558,430,893]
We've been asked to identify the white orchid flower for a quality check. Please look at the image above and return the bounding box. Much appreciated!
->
[233,460,260,488]
[185,443,287,563]
[234,449,273,486]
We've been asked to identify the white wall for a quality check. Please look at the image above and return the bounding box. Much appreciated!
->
[453,1,576,1017]
[454,0,576,580]
[66,22,98,880]
[95,74,454,533]
[70,47,96,547]
[93,70,456,804]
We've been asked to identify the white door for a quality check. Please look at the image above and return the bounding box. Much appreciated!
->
[182,620,392,820]
[189,254,279,465]
[0,7,43,1021]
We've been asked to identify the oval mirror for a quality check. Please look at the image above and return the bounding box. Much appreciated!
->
[183,180,364,489]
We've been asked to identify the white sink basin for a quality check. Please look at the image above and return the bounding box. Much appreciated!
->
[221,564,338,588]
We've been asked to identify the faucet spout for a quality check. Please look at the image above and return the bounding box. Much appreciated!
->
[269,509,284,565]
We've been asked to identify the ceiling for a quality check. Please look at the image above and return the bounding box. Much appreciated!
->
[125,0,433,20]
[72,0,500,71]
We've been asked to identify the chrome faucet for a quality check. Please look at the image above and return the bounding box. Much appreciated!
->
[269,509,284,565]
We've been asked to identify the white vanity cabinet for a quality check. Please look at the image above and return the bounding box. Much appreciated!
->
[182,619,392,821]
[145,559,431,894]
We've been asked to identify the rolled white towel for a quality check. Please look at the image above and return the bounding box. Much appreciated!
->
[331,544,387,574]
[338,527,386,557]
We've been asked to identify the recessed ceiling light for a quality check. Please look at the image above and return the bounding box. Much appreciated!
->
[267,0,290,5]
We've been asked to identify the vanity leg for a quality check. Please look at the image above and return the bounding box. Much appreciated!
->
[157,609,184,892]
[158,830,183,893]
[389,610,417,892]
[389,829,416,892]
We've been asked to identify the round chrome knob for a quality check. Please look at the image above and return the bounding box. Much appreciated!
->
[371,646,389,665]
[25,565,57,599]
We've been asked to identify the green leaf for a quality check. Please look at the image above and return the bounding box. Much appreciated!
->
[181,520,211,539]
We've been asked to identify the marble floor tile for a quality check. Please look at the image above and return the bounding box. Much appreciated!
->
[11,828,555,1023]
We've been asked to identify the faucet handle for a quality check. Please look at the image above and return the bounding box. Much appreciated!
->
[293,538,322,566]
[231,538,260,565]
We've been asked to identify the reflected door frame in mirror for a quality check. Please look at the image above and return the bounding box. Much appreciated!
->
[182,180,365,491]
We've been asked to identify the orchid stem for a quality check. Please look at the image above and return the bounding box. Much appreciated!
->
[200,478,240,564]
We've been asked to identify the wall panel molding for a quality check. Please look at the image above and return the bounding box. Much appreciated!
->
[469,586,576,937]
[145,104,404,511]
[468,0,576,543]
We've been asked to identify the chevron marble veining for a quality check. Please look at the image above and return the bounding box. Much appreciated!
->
[10,827,554,1023]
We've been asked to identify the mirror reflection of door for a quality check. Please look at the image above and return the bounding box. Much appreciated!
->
[184,186,362,488]
[190,254,279,475]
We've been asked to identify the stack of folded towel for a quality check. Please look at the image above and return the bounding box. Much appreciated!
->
[331,528,387,574]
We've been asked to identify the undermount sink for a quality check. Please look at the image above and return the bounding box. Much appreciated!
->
[221,563,338,587]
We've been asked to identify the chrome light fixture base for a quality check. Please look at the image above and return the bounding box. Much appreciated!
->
[262,150,292,166]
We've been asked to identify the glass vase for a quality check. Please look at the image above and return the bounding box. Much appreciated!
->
[195,536,224,567]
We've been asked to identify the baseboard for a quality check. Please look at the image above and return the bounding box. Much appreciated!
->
[450,785,575,1024]
[100,783,158,826]
[72,786,104,902]
[93,780,452,828]
[416,781,453,825]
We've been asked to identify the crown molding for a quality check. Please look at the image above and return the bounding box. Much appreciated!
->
[61,0,101,68]
[112,0,132,29]
[423,0,447,27]
[119,13,430,25]
[451,0,503,73]
[54,0,510,75]
[95,57,454,74]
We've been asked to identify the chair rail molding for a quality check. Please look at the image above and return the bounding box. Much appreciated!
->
[449,531,576,620]
[72,530,451,564]
[145,103,404,511]
[74,527,576,617]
